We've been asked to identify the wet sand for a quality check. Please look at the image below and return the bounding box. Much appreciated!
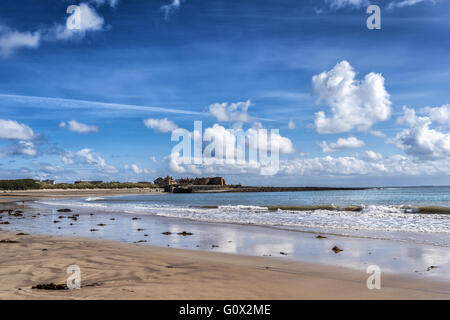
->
[1,191,449,299]
[0,230,449,300]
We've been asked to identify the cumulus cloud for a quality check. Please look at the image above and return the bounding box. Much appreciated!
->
[54,3,105,40]
[209,100,252,123]
[0,141,39,158]
[144,118,178,133]
[90,0,119,7]
[9,141,38,157]
[168,123,294,175]
[387,0,434,10]
[0,119,35,140]
[421,104,450,125]
[62,148,116,171]
[393,106,450,160]
[312,61,392,134]
[124,164,150,174]
[59,120,99,134]
[1,1,115,57]
[161,0,181,20]
[0,26,40,57]
[320,136,365,153]
[327,0,369,9]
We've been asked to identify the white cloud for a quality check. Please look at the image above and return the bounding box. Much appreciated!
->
[168,123,294,175]
[393,107,450,160]
[387,0,434,10]
[312,61,392,134]
[62,148,116,171]
[124,164,150,174]
[421,104,450,125]
[209,100,252,123]
[161,0,181,20]
[90,0,119,7]
[0,141,39,158]
[0,119,35,140]
[327,0,369,9]
[144,118,178,133]
[59,120,99,134]
[288,120,295,130]
[360,150,383,161]
[0,26,40,57]
[0,1,115,57]
[320,136,365,153]
[10,141,38,157]
[55,3,105,40]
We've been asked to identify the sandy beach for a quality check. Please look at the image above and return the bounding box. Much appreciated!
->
[1,191,449,300]
[0,230,449,300]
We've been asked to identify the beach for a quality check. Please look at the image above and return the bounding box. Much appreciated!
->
[0,188,163,203]
[1,189,450,300]
[1,230,449,300]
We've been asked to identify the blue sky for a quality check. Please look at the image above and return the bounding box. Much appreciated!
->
[0,0,449,186]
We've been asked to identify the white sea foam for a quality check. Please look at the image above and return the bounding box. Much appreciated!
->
[32,199,450,235]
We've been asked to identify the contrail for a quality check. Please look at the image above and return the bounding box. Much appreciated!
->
[0,94,202,116]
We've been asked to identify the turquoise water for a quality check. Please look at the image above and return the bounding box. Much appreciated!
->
[84,186,450,207]
[33,187,450,239]
[2,187,449,279]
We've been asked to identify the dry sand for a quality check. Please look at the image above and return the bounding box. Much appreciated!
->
[0,230,449,300]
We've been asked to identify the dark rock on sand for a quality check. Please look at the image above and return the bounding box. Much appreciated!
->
[427,266,438,271]
[279,252,288,255]
[57,209,72,213]
[0,221,10,224]
[97,224,106,227]
[132,217,140,220]
[316,235,327,239]
[32,283,68,290]
[332,246,343,254]
[16,233,28,236]
[211,244,219,248]
[90,229,99,232]
[177,231,193,236]
[53,220,60,223]
[162,232,172,235]
[137,228,144,231]
[0,240,19,243]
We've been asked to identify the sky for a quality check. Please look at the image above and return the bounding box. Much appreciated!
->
[0,0,449,187]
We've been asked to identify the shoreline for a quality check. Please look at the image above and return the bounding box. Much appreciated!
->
[1,191,449,299]
[0,230,449,299]
[0,188,164,203]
